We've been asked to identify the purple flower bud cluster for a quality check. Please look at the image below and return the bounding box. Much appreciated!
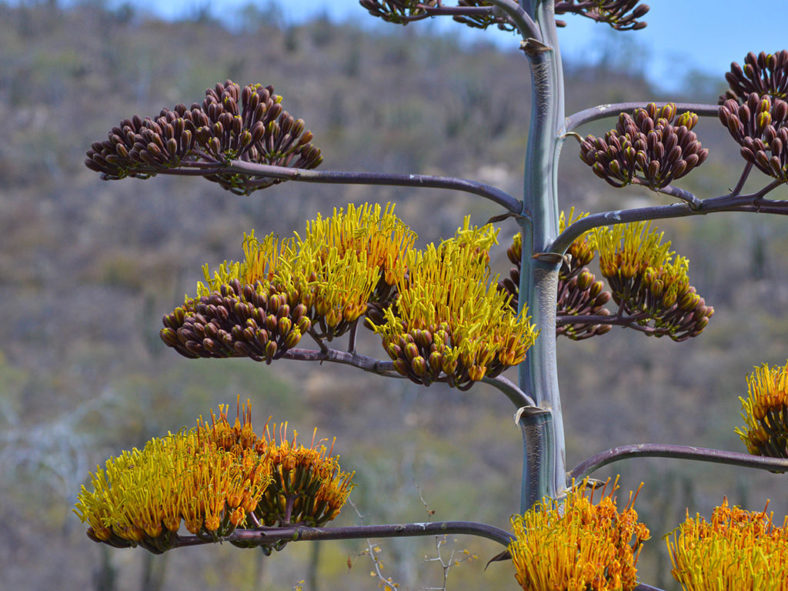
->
[385,325,508,390]
[359,0,433,24]
[603,265,713,342]
[85,80,322,195]
[555,0,649,31]
[160,279,311,363]
[580,103,708,190]
[556,270,612,340]
[720,93,788,184]
[720,50,788,104]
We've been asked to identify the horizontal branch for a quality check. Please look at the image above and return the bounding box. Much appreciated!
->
[221,161,524,214]
[569,443,788,482]
[283,348,537,409]
[551,187,788,254]
[281,347,400,377]
[556,313,646,328]
[172,521,514,550]
[556,312,685,338]
[565,102,720,132]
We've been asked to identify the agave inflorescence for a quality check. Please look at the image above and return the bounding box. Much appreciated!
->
[74,400,354,554]
[719,93,788,183]
[255,422,354,530]
[735,361,788,458]
[666,498,788,591]
[74,408,272,553]
[358,0,434,23]
[719,50,788,104]
[161,203,415,359]
[580,103,708,190]
[301,202,416,332]
[554,0,649,31]
[373,219,538,389]
[509,477,650,591]
[593,221,713,341]
[85,80,322,194]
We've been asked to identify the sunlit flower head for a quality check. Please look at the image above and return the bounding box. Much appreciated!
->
[509,477,650,591]
[162,202,417,360]
[75,399,354,553]
[372,220,537,389]
[666,498,788,591]
[255,422,354,528]
[593,221,713,341]
[736,361,788,458]
[74,422,271,552]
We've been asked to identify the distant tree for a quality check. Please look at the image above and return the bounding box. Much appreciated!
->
[76,2,788,589]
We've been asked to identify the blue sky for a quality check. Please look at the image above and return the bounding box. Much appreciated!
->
[127,0,786,92]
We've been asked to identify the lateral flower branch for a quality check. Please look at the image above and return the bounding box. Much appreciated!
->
[85,80,322,195]
[74,400,353,554]
[161,203,537,392]
[500,212,713,341]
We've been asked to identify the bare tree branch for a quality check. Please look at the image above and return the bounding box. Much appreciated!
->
[551,187,788,254]
[171,521,515,550]
[569,443,788,482]
[565,102,721,132]
[199,161,524,215]
[281,347,400,378]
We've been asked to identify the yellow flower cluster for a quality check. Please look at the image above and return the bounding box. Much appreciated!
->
[257,422,355,527]
[509,478,650,591]
[735,361,788,458]
[197,231,285,295]
[559,208,596,273]
[594,221,674,285]
[196,203,412,341]
[666,498,788,590]
[593,221,713,341]
[74,400,353,553]
[301,201,415,288]
[372,219,538,389]
[74,428,270,553]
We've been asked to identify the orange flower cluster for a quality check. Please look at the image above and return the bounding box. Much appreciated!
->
[74,400,353,553]
[256,422,354,528]
[667,499,788,590]
[509,478,650,591]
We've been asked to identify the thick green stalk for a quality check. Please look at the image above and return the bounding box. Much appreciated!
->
[517,0,566,511]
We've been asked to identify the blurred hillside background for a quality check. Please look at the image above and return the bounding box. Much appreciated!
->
[1,2,787,590]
